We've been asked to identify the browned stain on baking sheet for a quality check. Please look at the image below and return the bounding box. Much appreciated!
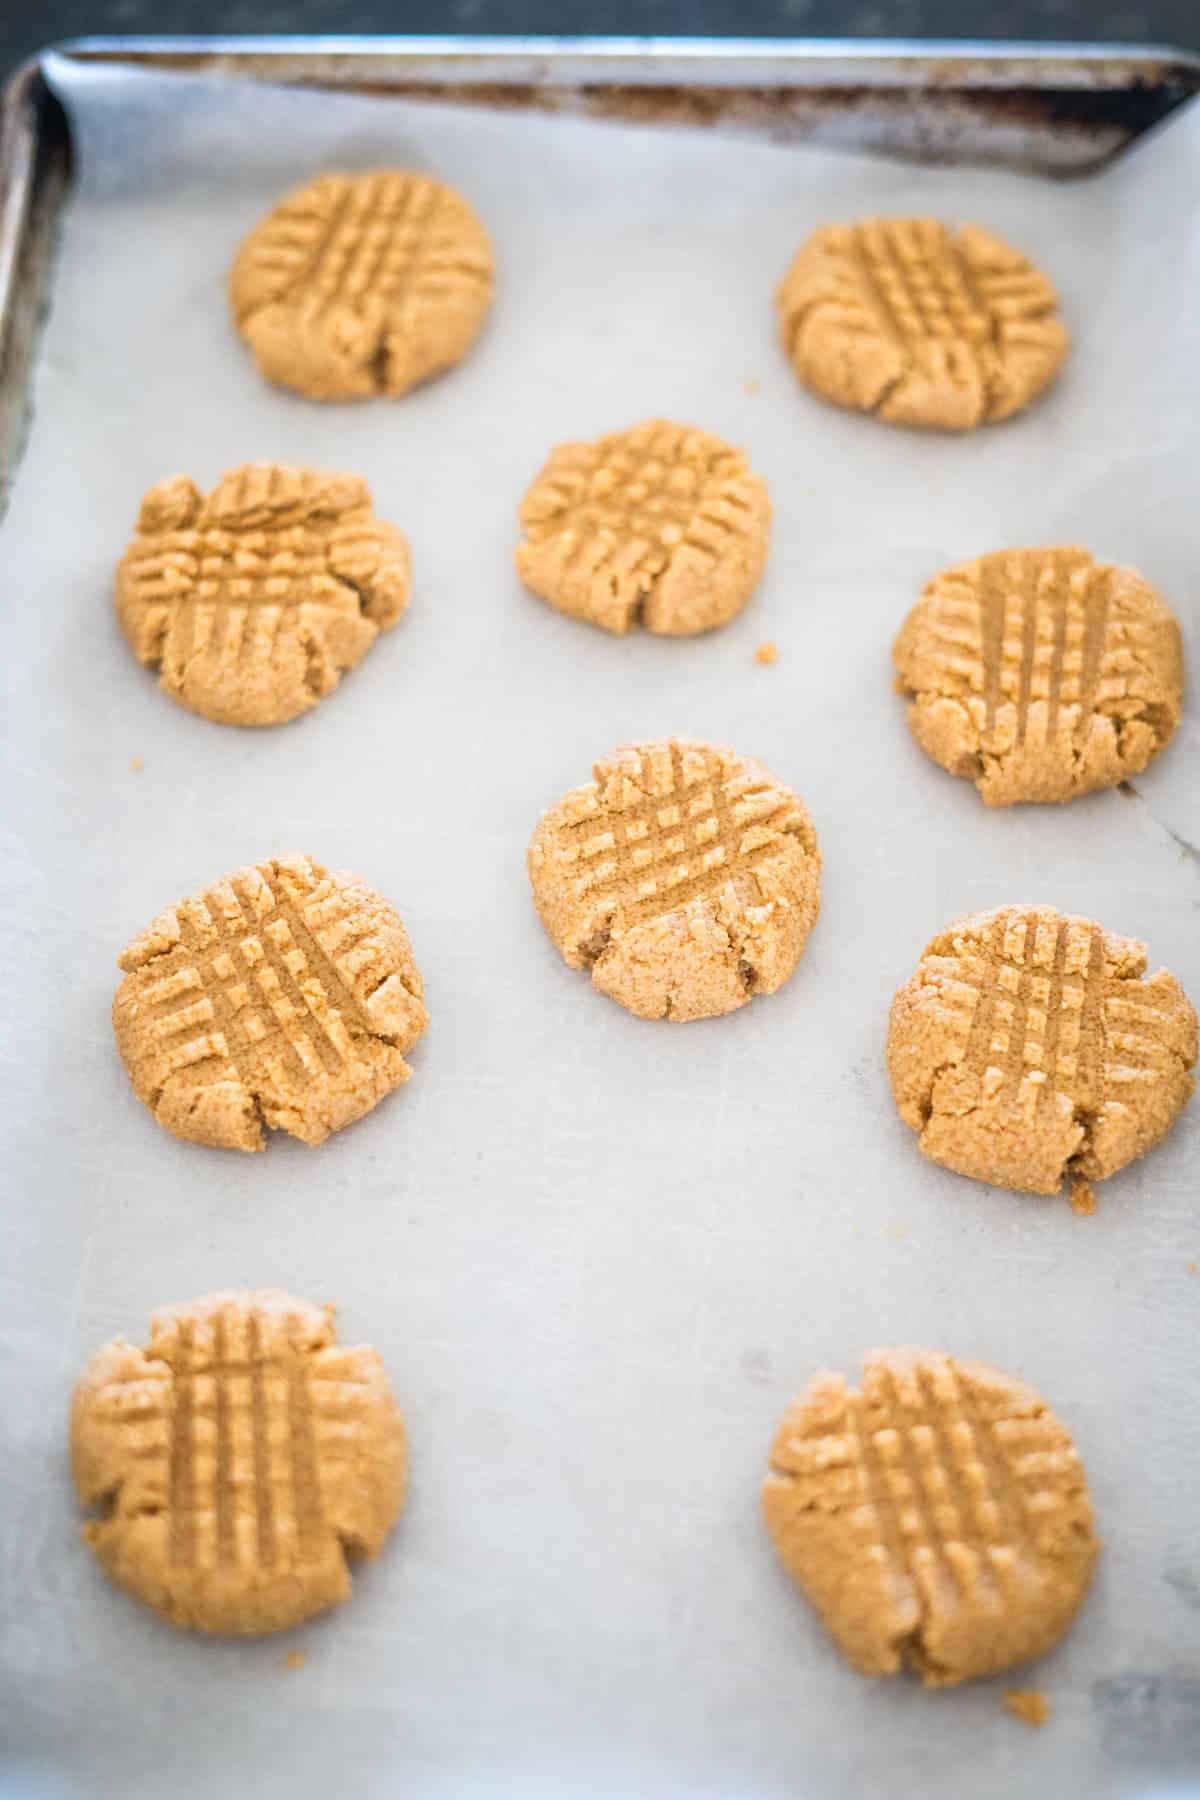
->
[57,46,1200,173]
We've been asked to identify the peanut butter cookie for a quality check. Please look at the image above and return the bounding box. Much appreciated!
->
[894,546,1183,804]
[528,737,820,1020]
[116,463,411,727]
[72,1290,406,1634]
[230,169,493,400]
[515,420,770,635]
[777,218,1068,430]
[888,905,1197,1198]
[763,1348,1099,1685]
[113,854,428,1152]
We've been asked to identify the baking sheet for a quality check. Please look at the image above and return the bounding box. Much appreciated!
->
[1,56,1198,1800]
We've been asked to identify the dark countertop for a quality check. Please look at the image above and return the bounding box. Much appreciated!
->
[4,0,1199,87]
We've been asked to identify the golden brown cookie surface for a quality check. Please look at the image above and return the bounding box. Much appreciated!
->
[777,218,1068,430]
[888,905,1197,1196]
[117,463,411,727]
[72,1290,406,1634]
[515,420,770,635]
[230,169,493,400]
[763,1347,1099,1686]
[113,854,428,1152]
[894,547,1183,804]
[528,737,820,1021]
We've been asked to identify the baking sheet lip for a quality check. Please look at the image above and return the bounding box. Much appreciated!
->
[0,56,70,524]
[0,60,39,343]
[45,34,1200,82]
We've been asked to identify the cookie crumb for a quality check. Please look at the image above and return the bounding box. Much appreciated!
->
[1070,1178,1097,1216]
[1004,1688,1051,1727]
[743,375,761,394]
[130,756,144,772]
[284,1649,307,1671]
[754,641,779,665]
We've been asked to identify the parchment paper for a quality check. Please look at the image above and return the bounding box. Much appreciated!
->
[1,58,1197,1799]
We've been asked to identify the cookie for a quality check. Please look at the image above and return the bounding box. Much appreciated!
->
[72,1290,406,1634]
[113,854,428,1152]
[893,546,1184,804]
[888,905,1197,1197]
[763,1347,1099,1686]
[777,218,1068,430]
[230,169,493,400]
[528,737,820,1020]
[116,463,411,727]
[515,420,770,635]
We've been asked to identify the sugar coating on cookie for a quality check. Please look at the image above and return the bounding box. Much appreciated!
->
[113,854,428,1152]
[515,420,771,635]
[72,1290,406,1634]
[763,1347,1099,1686]
[116,463,411,727]
[230,169,494,401]
[528,737,820,1021]
[894,546,1183,804]
[777,217,1068,430]
[888,905,1197,1196]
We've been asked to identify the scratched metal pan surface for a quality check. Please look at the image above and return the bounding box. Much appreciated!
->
[0,40,1197,1800]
